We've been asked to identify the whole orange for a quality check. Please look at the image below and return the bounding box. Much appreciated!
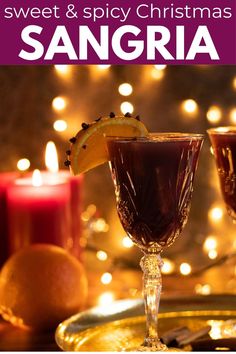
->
[0,244,88,331]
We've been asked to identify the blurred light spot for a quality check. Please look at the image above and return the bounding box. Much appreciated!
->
[101,272,112,284]
[195,283,203,294]
[154,65,167,70]
[53,120,68,132]
[180,262,191,275]
[195,283,211,295]
[208,249,218,260]
[81,212,90,222]
[210,146,214,155]
[229,108,236,124]
[97,65,111,70]
[118,83,133,96]
[79,236,87,248]
[151,68,164,80]
[92,218,109,233]
[203,236,218,252]
[52,96,67,111]
[98,292,114,306]
[201,284,211,295]
[96,250,108,261]
[207,106,222,124]
[161,258,175,274]
[120,101,134,115]
[54,65,70,75]
[17,158,30,172]
[181,99,198,114]
[233,77,236,90]
[81,204,97,222]
[122,236,134,248]
[208,206,223,222]
[87,204,97,215]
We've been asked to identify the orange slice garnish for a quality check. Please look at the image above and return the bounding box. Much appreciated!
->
[67,114,148,175]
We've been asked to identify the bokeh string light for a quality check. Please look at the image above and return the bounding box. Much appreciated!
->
[149,64,167,80]
[206,105,222,124]
[180,262,192,275]
[52,96,67,112]
[229,108,236,124]
[208,249,218,260]
[96,250,108,261]
[91,218,109,233]
[17,158,30,172]
[203,236,218,253]
[54,65,71,76]
[161,258,175,275]
[120,101,134,115]
[151,67,165,80]
[97,65,111,70]
[53,120,68,132]
[154,65,167,71]
[208,205,224,223]
[101,272,113,285]
[232,76,236,90]
[181,99,198,117]
[203,236,218,260]
[195,283,212,295]
[118,83,133,96]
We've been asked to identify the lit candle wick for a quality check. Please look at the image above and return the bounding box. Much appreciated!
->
[32,169,43,187]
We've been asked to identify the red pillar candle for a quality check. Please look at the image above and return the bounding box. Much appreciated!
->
[7,170,71,254]
[67,174,84,261]
[41,171,84,261]
[0,172,19,266]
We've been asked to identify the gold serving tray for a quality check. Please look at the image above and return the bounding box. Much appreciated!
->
[55,295,236,351]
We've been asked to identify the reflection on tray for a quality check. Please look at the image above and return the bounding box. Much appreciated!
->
[55,295,236,352]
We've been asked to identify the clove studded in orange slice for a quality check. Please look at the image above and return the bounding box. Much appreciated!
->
[67,113,148,175]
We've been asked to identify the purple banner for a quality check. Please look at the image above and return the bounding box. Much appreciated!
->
[0,0,235,64]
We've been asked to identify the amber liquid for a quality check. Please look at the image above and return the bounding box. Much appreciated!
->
[210,133,236,220]
[107,137,203,250]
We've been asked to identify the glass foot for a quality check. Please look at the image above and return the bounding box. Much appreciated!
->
[137,346,180,352]
[128,343,181,352]
[136,339,181,352]
[137,343,168,351]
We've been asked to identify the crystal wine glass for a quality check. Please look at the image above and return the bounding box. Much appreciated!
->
[208,127,236,221]
[106,133,203,351]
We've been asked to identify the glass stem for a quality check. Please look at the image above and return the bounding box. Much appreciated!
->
[140,252,166,350]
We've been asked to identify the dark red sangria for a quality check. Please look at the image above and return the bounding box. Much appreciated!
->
[107,134,203,251]
[208,127,236,221]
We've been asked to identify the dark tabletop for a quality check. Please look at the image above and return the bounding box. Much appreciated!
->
[0,319,59,351]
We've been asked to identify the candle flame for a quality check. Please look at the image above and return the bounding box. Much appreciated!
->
[32,169,43,187]
[45,141,59,173]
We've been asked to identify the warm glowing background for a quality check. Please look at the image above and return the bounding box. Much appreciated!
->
[1,64,236,306]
